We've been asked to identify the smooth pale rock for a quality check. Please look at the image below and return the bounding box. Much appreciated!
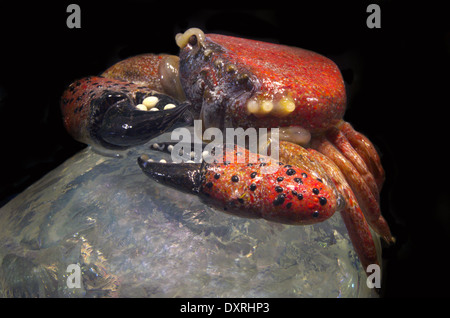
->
[0,135,378,297]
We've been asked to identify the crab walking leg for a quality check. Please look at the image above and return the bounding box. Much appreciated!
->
[312,136,394,243]
[326,127,380,203]
[337,121,385,191]
[277,141,341,197]
[308,149,379,271]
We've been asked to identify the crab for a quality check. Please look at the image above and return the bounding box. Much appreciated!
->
[60,28,394,274]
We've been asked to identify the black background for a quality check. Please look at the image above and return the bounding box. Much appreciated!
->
[0,0,449,299]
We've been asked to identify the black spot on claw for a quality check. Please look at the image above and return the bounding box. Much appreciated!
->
[302,173,308,178]
[231,175,239,182]
[237,198,244,204]
[206,182,213,188]
[297,193,303,200]
[312,211,319,218]
[313,188,320,195]
[294,177,303,184]
[250,172,257,178]
[277,177,284,182]
[316,178,323,183]
[286,168,296,176]
[214,173,220,179]
[249,183,257,191]
[275,186,283,193]
[319,197,327,205]
[273,194,286,206]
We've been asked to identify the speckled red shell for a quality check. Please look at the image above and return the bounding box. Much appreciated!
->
[206,34,346,133]
[198,145,338,225]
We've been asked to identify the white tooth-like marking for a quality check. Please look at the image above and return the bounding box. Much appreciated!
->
[143,96,159,108]
[260,100,274,114]
[163,104,176,110]
[149,107,159,111]
[151,143,165,151]
[204,49,212,57]
[136,104,147,111]
[167,145,174,152]
[185,160,195,163]
[247,95,296,118]
[190,151,195,159]
[146,158,154,162]
[247,99,274,118]
[247,99,259,114]
[202,150,209,158]
[159,159,167,163]
[273,96,296,117]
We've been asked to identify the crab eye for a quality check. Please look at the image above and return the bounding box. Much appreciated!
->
[175,28,205,49]
[188,35,198,47]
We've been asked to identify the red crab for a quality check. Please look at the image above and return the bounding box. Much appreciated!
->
[61,28,394,274]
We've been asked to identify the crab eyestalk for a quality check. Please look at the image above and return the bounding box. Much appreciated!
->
[175,28,206,49]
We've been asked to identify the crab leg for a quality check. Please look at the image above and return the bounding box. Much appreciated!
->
[277,141,379,270]
[308,149,379,271]
[326,126,380,203]
[337,121,385,190]
[312,135,394,243]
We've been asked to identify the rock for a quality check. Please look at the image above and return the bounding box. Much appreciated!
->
[0,136,378,297]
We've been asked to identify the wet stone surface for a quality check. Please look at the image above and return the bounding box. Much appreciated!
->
[0,135,377,297]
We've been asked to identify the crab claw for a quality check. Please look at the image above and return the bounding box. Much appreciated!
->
[138,144,343,225]
[138,156,202,194]
[61,76,193,150]
[97,95,193,148]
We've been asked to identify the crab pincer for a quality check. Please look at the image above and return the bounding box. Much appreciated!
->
[138,144,343,225]
[61,76,193,150]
